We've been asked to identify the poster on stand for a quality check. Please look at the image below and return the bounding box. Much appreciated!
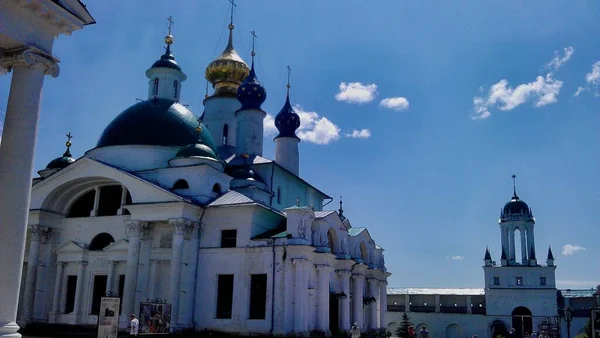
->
[139,302,172,335]
[592,309,600,338]
[97,297,120,338]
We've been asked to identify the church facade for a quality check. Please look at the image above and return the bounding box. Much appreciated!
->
[17,18,389,336]
[386,184,594,338]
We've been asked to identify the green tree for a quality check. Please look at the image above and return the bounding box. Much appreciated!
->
[396,313,414,338]
[574,319,592,338]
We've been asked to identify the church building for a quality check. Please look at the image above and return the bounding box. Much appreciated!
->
[386,179,593,338]
[17,16,390,336]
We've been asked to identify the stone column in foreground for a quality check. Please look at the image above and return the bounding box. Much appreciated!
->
[0,48,59,338]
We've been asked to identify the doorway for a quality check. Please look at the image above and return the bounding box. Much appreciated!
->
[91,275,108,315]
[512,306,533,338]
[329,294,339,334]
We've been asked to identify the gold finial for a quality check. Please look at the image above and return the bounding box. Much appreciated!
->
[242,153,249,159]
[250,30,257,61]
[65,132,73,148]
[286,65,291,93]
[228,0,236,27]
[165,16,174,45]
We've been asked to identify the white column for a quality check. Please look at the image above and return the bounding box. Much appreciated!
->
[148,260,159,300]
[352,273,364,328]
[368,278,378,329]
[404,294,410,312]
[520,226,528,264]
[73,262,87,317]
[338,270,351,331]
[526,226,535,259]
[509,227,516,262]
[106,261,116,294]
[21,226,45,322]
[51,262,65,315]
[0,48,59,338]
[435,294,440,313]
[316,265,332,332]
[169,218,189,327]
[379,280,387,329]
[117,187,128,215]
[122,221,147,319]
[181,222,200,327]
[293,258,307,333]
[135,227,153,310]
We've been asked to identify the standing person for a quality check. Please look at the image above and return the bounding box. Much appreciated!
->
[419,326,429,338]
[351,322,361,338]
[129,314,139,337]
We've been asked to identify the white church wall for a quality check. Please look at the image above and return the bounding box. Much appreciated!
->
[387,312,489,338]
[485,288,557,317]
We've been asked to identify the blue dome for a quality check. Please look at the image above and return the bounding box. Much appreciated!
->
[228,166,264,183]
[150,45,181,71]
[175,143,217,159]
[501,193,533,221]
[236,62,266,110]
[274,94,300,139]
[46,156,74,170]
[96,98,217,151]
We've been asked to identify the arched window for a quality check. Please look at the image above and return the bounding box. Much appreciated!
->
[67,190,96,218]
[173,80,178,99]
[360,242,368,263]
[327,229,335,253]
[277,187,281,204]
[212,183,222,194]
[153,78,159,96]
[97,185,123,216]
[222,124,229,145]
[173,179,189,190]
[89,233,115,251]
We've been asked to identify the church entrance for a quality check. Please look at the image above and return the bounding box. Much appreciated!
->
[512,306,533,338]
[329,294,339,334]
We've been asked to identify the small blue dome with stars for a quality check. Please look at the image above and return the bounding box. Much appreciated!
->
[236,61,266,110]
[274,93,300,139]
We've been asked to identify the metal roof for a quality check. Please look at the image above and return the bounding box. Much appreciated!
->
[315,210,336,219]
[348,227,366,237]
[559,289,597,298]
[208,190,254,207]
[387,288,485,296]
[225,154,272,165]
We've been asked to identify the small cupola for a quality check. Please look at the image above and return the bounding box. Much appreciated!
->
[145,17,187,101]
[236,34,266,111]
[169,118,225,171]
[39,132,75,178]
[500,175,534,222]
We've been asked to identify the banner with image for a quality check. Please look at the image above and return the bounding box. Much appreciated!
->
[97,297,120,338]
[139,302,172,335]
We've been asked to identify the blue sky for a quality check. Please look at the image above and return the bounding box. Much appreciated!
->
[1,1,599,289]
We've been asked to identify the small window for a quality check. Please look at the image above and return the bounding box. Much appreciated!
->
[221,230,237,248]
[222,124,229,145]
[493,277,500,285]
[64,275,77,313]
[67,190,96,218]
[216,274,234,319]
[276,187,281,204]
[153,78,159,96]
[173,80,179,99]
[212,183,222,194]
[540,277,546,286]
[516,276,523,285]
[173,179,189,190]
[249,274,267,319]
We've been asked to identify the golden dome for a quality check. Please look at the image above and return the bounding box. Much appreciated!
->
[205,24,250,97]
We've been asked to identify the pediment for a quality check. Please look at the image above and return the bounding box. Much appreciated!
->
[103,238,129,251]
[54,240,86,253]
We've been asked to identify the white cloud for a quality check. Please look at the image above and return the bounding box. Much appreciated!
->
[561,244,586,256]
[335,82,378,104]
[263,106,341,145]
[345,129,371,139]
[263,114,277,137]
[380,97,410,111]
[586,61,600,85]
[296,105,340,145]
[574,86,586,97]
[446,255,464,261]
[472,48,573,119]
[546,46,574,71]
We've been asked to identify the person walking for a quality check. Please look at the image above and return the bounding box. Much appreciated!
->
[129,314,139,337]
[351,322,361,338]
[419,326,429,338]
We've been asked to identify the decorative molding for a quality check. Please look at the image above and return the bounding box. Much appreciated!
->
[159,233,173,248]
[316,264,333,272]
[125,220,149,238]
[91,258,110,271]
[28,225,48,241]
[169,218,192,237]
[9,0,86,34]
[0,47,60,77]
[292,258,307,265]
[336,270,351,276]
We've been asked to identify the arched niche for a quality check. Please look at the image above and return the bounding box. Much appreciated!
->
[89,233,115,251]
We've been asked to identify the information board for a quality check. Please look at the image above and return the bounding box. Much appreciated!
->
[97,297,120,338]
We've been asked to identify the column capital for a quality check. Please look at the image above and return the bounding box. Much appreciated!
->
[336,269,351,276]
[125,220,149,238]
[1,47,60,77]
[183,221,201,240]
[41,227,62,244]
[316,264,333,272]
[27,225,48,241]
[292,258,307,265]
[169,217,192,236]
[55,261,66,267]
[351,273,364,280]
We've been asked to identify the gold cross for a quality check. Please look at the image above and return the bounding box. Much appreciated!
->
[167,16,174,35]
[228,0,236,24]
